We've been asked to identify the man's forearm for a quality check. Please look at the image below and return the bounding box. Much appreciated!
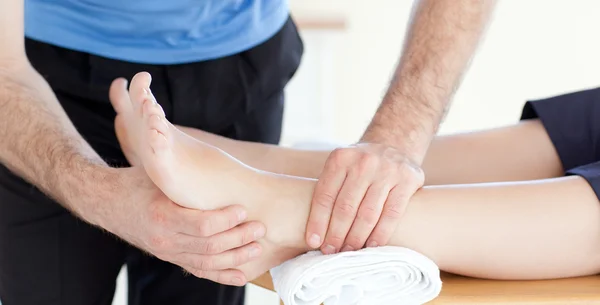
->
[363,0,496,163]
[0,63,112,221]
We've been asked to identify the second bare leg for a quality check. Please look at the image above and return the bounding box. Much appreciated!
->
[173,120,563,185]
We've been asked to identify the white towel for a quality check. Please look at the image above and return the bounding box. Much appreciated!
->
[270,246,442,305]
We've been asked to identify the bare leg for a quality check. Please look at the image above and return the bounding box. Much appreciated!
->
[119,116,562,185]
[422,122,563,184]
[113,73,600,281]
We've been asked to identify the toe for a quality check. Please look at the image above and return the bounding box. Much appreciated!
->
[114,114,127,143]
[115,114,141,166]
[147,114,169,136]
[109,78,132,114]
[129,72,152,113]
[130,72,152,89]
[147,128,169,154]
[142,98,166,119]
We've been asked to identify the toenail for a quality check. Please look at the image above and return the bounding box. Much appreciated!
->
[322,245,336,255]
[341,245,353,252]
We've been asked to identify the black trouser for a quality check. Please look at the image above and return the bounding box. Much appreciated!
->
[0,17,303,305]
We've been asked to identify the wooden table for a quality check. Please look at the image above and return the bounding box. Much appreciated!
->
[252,272,600,305]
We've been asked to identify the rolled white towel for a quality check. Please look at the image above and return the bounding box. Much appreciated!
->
[270,246,442,305]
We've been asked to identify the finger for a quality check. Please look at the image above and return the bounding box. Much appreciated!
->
[109,78,132,114]
[174,221,266,255]
[340,183,391,252]
[178,241,262,271]
[321,169,373,254]
[366,185,411,247]
[305,157,348,249]
[176,204,252,237]
[186,268,248,286]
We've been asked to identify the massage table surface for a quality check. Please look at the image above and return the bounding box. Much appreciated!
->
[253,272,600,304]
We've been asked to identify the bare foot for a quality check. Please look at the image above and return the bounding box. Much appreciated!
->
[114,72,313,279]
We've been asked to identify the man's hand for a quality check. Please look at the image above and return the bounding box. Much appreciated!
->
[305,143,424,254]
[91,167,266,286]
[303,0,496,254]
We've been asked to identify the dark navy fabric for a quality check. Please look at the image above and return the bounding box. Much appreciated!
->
[521,86,600,199]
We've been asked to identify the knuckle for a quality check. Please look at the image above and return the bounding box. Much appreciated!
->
[150,209,168,227]
[327,235,346,246]
[383,203,404,219]
[356,208,380,224]
[196,218,213,237]
[314,193,337,209]
[330,148,345,160]
[335,201,358,217]
[233,250,246,266]
[360,200,380,213]
[196,257,213,270]
[330,148,352,167]
[358,153,379,171]
[149,235,167,250]
[241,227,253,245]
[202,239,221,255]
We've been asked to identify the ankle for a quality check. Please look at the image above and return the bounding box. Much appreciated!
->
[249,171,314,251]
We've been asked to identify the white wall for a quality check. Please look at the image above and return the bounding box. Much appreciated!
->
[283,0,600,146]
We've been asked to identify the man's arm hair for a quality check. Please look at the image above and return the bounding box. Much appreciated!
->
[0,0,113,221]
[362,0,497,163]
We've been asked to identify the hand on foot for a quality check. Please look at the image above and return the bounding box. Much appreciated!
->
[112,72,314,280]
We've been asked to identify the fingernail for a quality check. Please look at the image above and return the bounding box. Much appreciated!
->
[143,88,150,95]
[367,241,378,248]
[341,245,354,252]
[322,244,336,255]
[308,234,321,248]
[249,246,261,258]
[237,210,247,221]
[231,277,243,286]
[254,226,266,239]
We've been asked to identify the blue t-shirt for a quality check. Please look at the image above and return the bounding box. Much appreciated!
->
[24,0,289,64]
